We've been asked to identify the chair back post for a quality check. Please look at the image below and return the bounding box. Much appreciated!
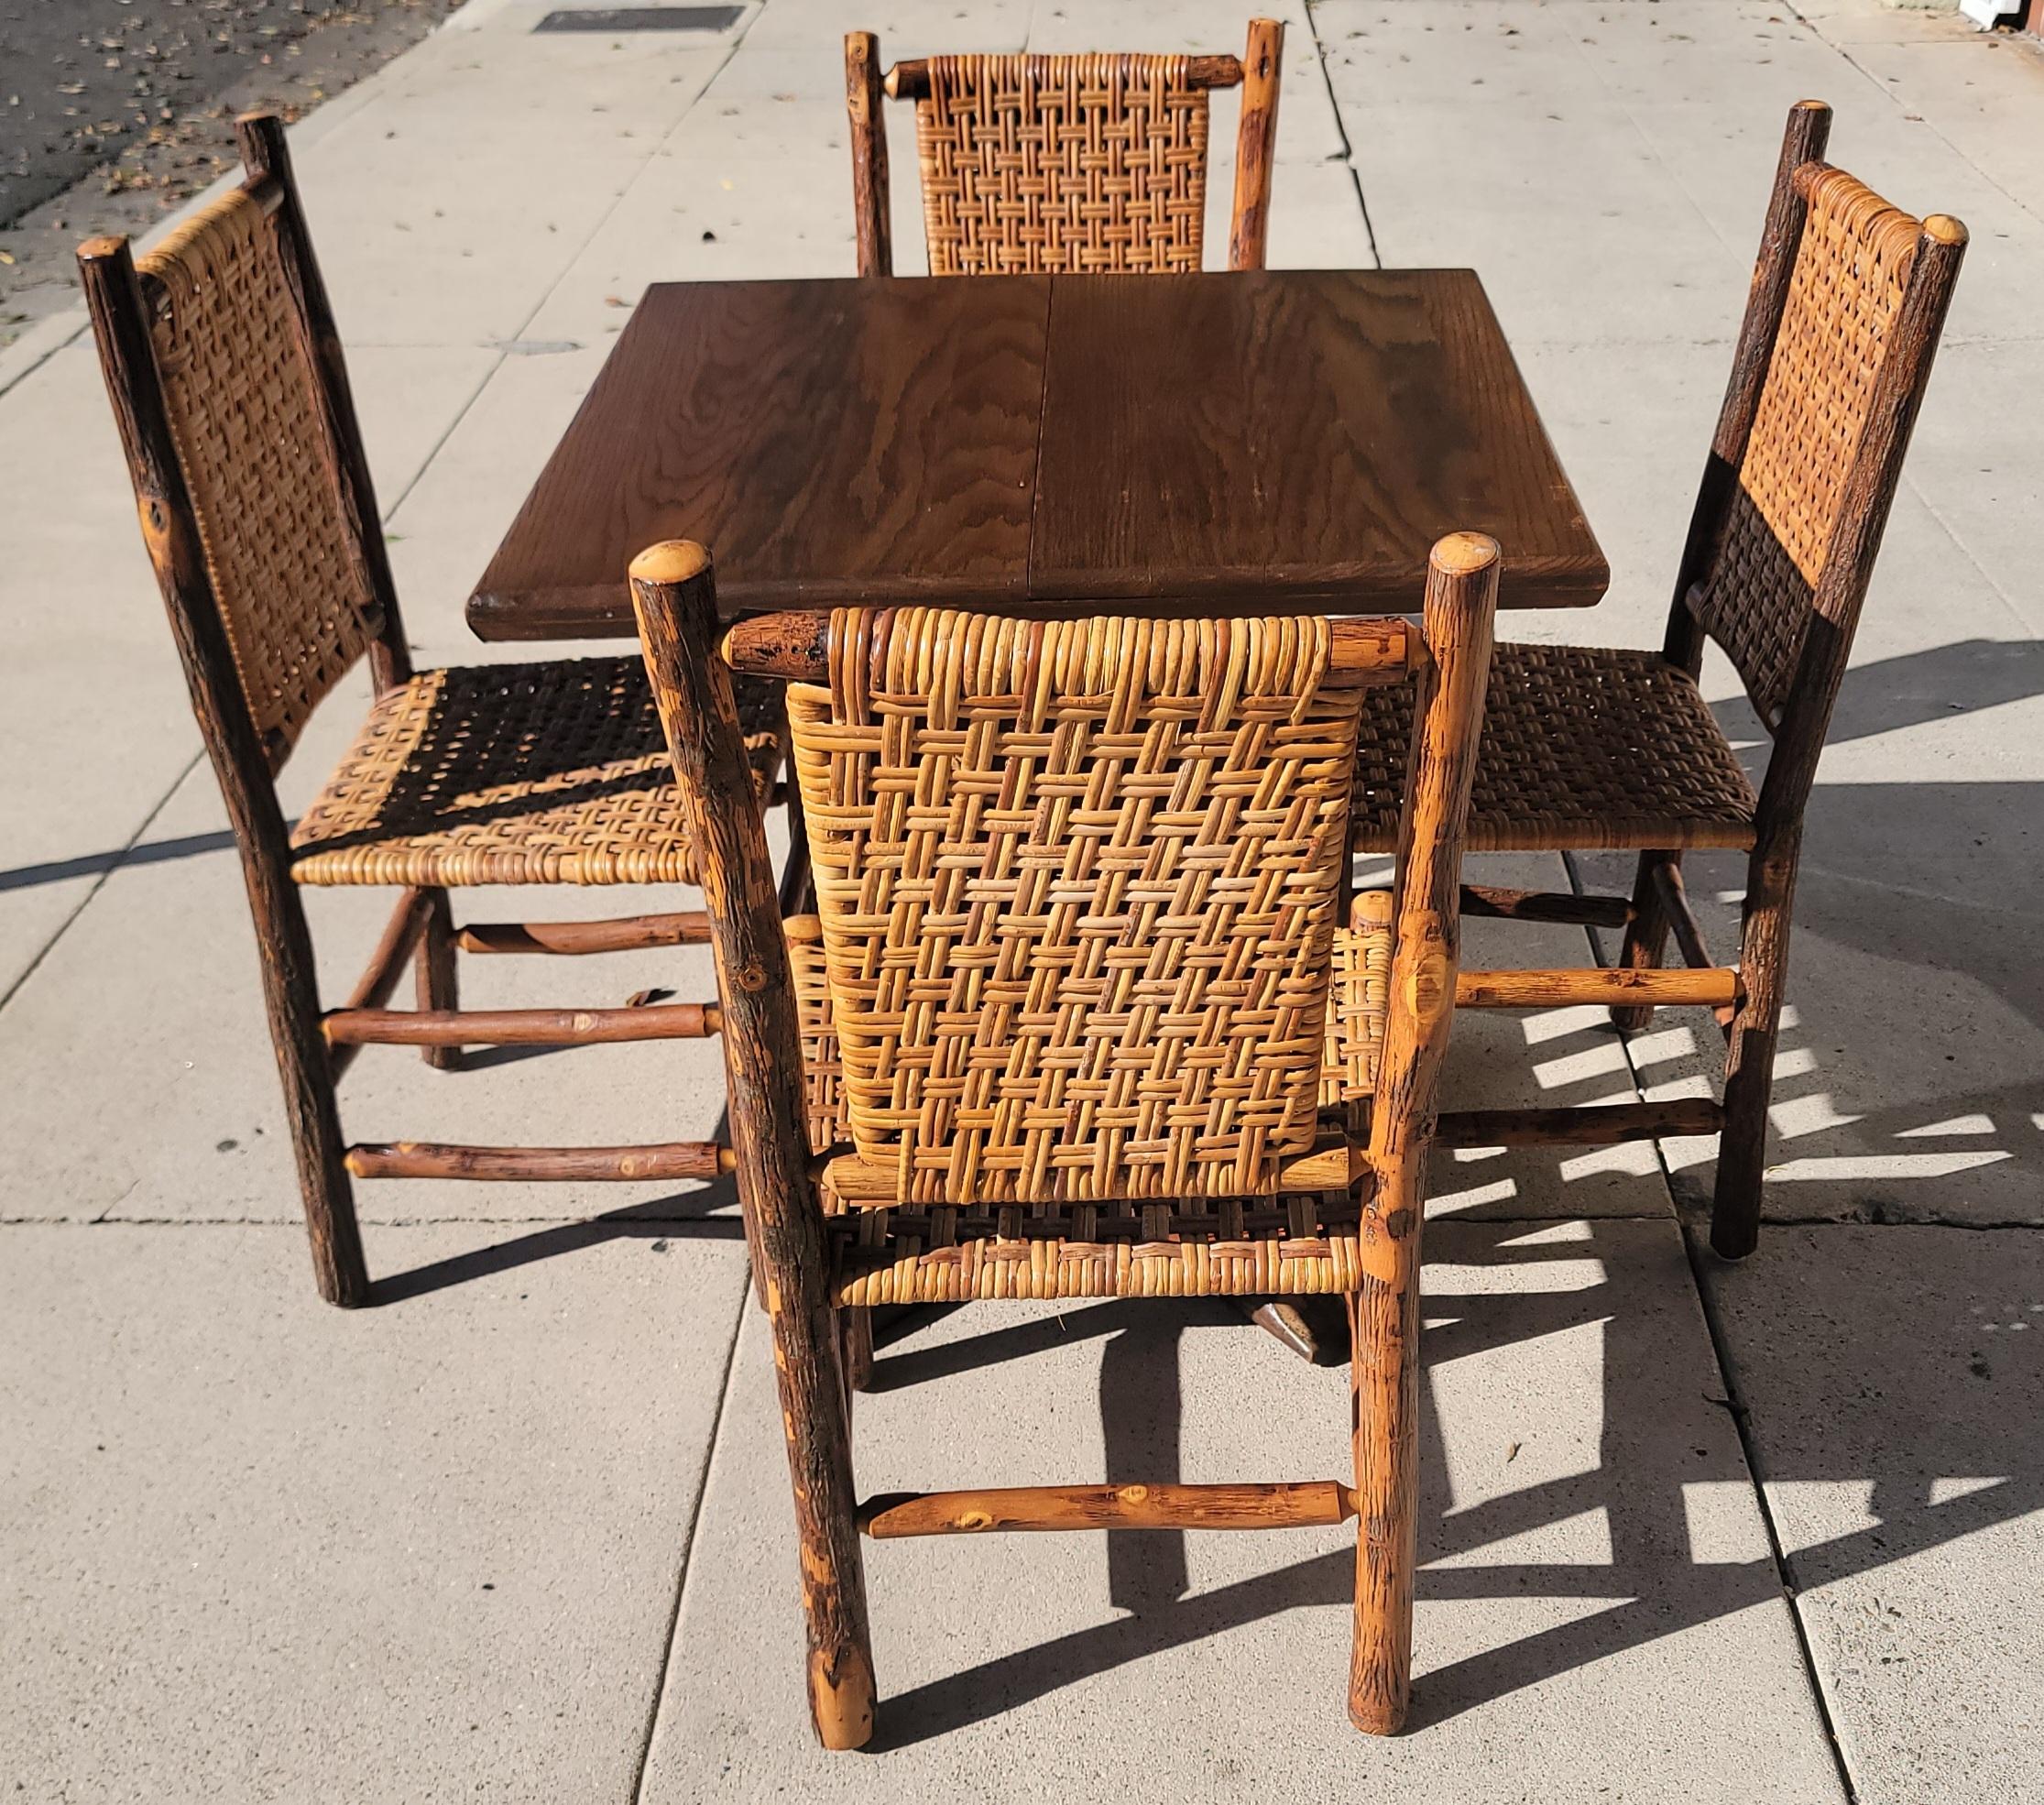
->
[1662,98,1831,674]
[1754,211,1965,848]
[76,233,366,1307]
[1226,16,1284,271]
[1370,534,1497,1184]
[1350,531,1497,1737]
[629,542,877,1752]
[844,32,893,278]
[233,112,412,695]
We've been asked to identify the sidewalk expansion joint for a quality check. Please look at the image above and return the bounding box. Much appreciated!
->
[1303,0,1383,269]
[1571,852,1864,1802]
[629,1267,749,1803]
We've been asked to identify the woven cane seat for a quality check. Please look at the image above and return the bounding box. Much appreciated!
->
[1351,644,1758,855]
[290,656,782,888]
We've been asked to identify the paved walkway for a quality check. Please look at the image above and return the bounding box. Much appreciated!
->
[3,1,2039,1799]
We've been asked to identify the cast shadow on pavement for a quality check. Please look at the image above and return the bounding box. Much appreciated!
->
[854,1220,2042,1746]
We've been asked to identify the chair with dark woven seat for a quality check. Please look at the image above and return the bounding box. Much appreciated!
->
[78,115,781,1307]
[1369,102,1965,1262]
[841,18,1286,279]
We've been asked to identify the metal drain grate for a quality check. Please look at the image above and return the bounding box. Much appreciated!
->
[534,5,742,31]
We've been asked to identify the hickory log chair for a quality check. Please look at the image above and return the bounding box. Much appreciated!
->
[1348,100,1968,1261]
[76,114,783,1308]
[842,17,1286,279]
[632,533,1518,1743]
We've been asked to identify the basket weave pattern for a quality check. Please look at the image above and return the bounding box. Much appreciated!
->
[915,54,1209,274]
[790,607,1370,1211]
[291,657,783,887]
[138,191,378,764]
[797,907,1395,1305]
[1693,166,1919,724]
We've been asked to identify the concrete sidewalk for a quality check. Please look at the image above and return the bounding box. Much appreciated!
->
[2,0,2039,1799]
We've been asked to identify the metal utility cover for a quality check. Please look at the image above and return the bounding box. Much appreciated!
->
[534,6,742,31]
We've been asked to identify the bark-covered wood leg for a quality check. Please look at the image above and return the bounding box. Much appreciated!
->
[1711,834,1798,1260]
[415,886,461,1069]
[766,1270,874,1747]
[841,1305,875,1395]
[1348,533,1497,1734]
[273,919,371,1306]
[252,874,369,1307]
[633,542,875,1750]
[1246,1297,1321,1362]
[1348,1187,1421,1735]
[1612,850,1675,1033]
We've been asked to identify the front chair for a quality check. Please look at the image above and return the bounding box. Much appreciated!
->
[632,535,1525,1742]
[843,18,1285,279]
[78,115,785,1307]
[1347,100,1968,1260]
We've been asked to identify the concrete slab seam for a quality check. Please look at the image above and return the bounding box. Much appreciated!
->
[1303,0,1383,269]
[629,1264,752,1804]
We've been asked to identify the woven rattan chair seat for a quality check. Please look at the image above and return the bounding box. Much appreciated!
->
[794,907,1392,1304]
[290,656,782,888]
[1351,644,1758,855]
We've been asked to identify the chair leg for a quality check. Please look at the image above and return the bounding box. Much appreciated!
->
[1711,835,1798,1260]
[414,886,461,1070]
[1347,1183,1423,1734]
[771,1290,877,1749]
[1612,849,1675,1033]
[841,1305,875,1395]
[254,876,370,1307]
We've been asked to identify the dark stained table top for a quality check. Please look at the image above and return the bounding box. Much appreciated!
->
[466,269,1607,639]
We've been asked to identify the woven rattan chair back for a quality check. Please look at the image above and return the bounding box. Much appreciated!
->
[132,185,388,767]
[844,21,1284,279]
[1683,159,1939,731]
[915,55,1212,276]
[790,607,1372,1205]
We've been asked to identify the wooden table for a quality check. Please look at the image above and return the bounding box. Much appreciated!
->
[466,269,1607,639]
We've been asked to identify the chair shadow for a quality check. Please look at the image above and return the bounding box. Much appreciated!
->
[1568,632,2044,1221]
[0,827,240,893]
[857,1218,2044,1748]
[1711,636,2044,753]
[454,1040,582,1072]
[368,1172,747,1306]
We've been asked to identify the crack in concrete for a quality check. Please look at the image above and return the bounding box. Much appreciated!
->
[629,1268,749,1803]
[1302,0,1383,269]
